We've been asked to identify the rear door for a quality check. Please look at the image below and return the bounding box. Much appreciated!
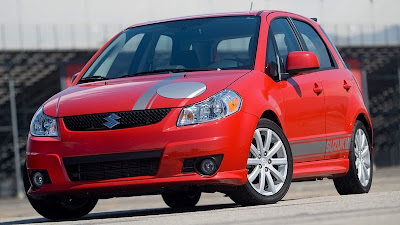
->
[291,19,353,160]
[267,17,326,162]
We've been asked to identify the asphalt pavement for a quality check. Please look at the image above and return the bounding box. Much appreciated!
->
[0,166,399,225]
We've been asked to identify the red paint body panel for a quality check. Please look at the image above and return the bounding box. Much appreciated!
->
[51,70,249,117]
[293,158,349,180]
[280,74,326,162]
[316,68,354,160]
[27,10,372,198]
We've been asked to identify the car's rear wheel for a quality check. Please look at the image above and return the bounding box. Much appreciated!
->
[229,118,293,205]
[161,190,201,208]
[333,120,373,194]
[22,163,98,220]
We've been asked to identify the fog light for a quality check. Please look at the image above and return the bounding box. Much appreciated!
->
[32,172,44,188]
[200,158,217,175]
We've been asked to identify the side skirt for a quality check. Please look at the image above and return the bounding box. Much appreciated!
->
[292,158,349,181]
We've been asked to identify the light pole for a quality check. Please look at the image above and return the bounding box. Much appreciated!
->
[8,67,24,199]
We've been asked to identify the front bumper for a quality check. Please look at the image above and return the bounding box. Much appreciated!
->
[26,108,258,197]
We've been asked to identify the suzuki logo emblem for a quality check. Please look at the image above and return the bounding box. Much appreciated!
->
[103,113,121,129]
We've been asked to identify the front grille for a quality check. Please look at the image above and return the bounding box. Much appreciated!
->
[63,108,171,131]
[63,151,161,181]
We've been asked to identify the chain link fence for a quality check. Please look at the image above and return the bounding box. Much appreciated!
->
[0,24,400,50]
[0,51,94,197]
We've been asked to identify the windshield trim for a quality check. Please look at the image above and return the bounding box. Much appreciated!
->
[125,12,263,30]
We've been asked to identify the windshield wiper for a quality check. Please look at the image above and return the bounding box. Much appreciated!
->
[119,68,221,78]
[78,76,109,84]
[79,68,221,83]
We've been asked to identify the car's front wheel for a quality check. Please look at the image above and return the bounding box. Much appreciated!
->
[229,118,293,205]
[161,190,201,208]
[22,163,98,220]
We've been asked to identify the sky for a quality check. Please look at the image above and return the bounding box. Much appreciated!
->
[1,0,399,26]
[0,0,399,49]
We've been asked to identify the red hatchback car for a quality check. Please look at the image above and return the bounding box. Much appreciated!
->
[25,10,373,219]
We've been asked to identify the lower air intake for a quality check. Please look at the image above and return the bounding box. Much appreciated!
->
[63,150,161,181]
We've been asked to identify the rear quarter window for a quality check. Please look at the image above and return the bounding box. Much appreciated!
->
[320,26,347,68]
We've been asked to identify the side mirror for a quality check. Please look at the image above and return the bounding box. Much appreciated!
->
[70,73,79,86]
[286,51,319,75]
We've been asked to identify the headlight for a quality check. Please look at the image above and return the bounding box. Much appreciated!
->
[30,106,58,137]
[177,89,242,126]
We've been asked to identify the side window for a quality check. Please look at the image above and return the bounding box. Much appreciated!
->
[266,33,278,78]
[152,35,173,69]
[269,18,301,70]
[320,26,345,68]
[293,20,333,69]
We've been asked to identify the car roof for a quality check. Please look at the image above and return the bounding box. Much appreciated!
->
[125,10,275,30]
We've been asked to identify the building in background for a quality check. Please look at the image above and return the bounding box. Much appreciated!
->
[0,0,400,197]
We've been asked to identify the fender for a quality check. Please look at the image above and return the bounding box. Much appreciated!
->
[228,70,286,132]
[345,75,373,139]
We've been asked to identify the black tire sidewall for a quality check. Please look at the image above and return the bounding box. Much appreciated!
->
[162,190,201,208]
[27,195,98,220]
[22,161,97,220]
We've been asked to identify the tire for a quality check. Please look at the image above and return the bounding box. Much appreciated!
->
[162,190,201,208]
[229,118,293,206]
[22,163,98,220]
[333,120,373,195]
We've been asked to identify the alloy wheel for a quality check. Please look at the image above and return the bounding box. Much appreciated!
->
[354,128,371,187]
[247,128,288,196]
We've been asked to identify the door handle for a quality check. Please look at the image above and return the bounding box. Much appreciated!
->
[313,83,323,95]
[343,80,351,91]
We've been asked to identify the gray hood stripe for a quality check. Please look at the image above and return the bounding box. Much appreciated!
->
[146,93,158,109]
[132,72,184,110]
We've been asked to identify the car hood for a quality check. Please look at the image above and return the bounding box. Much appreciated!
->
[44,70,251,117]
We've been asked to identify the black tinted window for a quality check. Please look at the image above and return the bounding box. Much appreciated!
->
[269,18,301,70]
[293,20,333,69]
[266,33,278,78]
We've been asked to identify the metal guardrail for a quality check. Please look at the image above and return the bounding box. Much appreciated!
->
[0,24,399,50]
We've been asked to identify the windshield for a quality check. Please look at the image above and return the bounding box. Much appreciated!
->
[81,16,260,81]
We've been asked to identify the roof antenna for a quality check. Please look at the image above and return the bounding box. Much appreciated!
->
[249,2,253,11]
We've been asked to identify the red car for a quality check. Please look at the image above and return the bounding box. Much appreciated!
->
[25,10,373,220]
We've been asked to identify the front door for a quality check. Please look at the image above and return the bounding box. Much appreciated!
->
[268,17,326,162]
